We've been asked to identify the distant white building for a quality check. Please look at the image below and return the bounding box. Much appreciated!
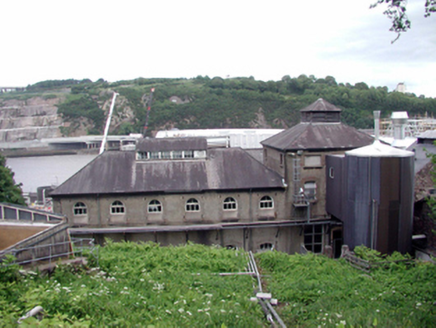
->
[395,82,406,93]
[155,128,283,149]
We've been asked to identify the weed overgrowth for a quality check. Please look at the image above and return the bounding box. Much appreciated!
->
[1,242,435,327]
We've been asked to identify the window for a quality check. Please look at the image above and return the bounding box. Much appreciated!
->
[173,150,183,159]
[73,202,87,215]
[304,181,317,201]
[260,243,273,251]
[137,152,147,160]
[186,198,200,212]
[259,196,274,209]
[184,150,194,158]
[304,225,323,253]
[304,155,321,167]
[161,151,171,159]
[111,200,125,214]
[148,199,162,213]
[149,151,160,159]
[223,197,237,210]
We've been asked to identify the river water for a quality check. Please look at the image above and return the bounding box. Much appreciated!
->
[6,154,97,193]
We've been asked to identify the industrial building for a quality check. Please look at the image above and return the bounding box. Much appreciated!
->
[50,99,416,255]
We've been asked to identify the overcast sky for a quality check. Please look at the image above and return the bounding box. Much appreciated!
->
[1,0,435,97]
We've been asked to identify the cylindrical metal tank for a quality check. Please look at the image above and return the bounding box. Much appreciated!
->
[343,141,414,254]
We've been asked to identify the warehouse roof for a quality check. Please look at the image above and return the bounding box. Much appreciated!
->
[51,145,285,196]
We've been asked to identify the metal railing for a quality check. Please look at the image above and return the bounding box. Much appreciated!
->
[0,202,65,223]
[1,238,97,267]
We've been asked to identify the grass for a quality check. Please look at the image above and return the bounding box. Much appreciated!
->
[1,242,435,327]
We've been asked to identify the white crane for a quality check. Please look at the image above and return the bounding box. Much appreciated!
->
[99,91,118,154]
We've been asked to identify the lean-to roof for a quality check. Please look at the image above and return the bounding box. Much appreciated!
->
[51,148,284,196]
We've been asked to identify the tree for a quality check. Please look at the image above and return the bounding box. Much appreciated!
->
[0,155,25,205]
[371,0,436,42]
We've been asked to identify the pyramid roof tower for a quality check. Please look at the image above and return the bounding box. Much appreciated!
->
[261,98,374,151]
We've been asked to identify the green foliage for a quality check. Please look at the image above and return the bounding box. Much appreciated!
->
[6,76,436,136]
[57,95,104,132]
[371,0,435,42]
[0,243,264,327]
[27,79,92,92]
[0,155,25,205]
[0,255,21,283]
[1,243,435,327]
[257,250,436,327]
[354,245,412,262]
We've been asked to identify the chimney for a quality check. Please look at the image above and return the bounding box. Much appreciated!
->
[373,111,380,141]
[391,111,409,149]
[391,112,408,140]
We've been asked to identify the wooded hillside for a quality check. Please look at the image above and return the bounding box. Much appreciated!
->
[3,75,436,137]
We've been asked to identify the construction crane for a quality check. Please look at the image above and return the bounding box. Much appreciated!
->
[142,87,155,137]
[99,91,118,154]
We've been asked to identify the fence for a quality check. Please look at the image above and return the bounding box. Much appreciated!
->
[0,202,65,223]
[341,246,415,273]
[1,238,97,268]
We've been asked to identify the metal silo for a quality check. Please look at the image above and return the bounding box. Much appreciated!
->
[343,141,415,254]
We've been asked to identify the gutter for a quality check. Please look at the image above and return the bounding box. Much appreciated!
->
[69,219,340,235]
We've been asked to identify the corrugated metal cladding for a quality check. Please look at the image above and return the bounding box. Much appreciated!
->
[325,155,344,219]
[326,150,414,254]
[136,137,208,152]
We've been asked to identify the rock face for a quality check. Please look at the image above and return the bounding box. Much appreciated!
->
[0,97,63,142]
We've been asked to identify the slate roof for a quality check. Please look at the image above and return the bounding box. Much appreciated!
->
[261,98,374,151]
[51,148,284,196]
[300,98,341,112]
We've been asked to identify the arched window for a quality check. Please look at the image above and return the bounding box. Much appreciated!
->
[260,243,274,251]
[110,200,125,214]
[259,196,274,209]
[186,198,200,212]
[73,202,87,215]
[223,197,237,211]
[148,199,162,213]
[304,181,317,201]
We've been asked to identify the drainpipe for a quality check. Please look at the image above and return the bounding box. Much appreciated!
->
[97,194,101,227]
[306,200,310,223]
